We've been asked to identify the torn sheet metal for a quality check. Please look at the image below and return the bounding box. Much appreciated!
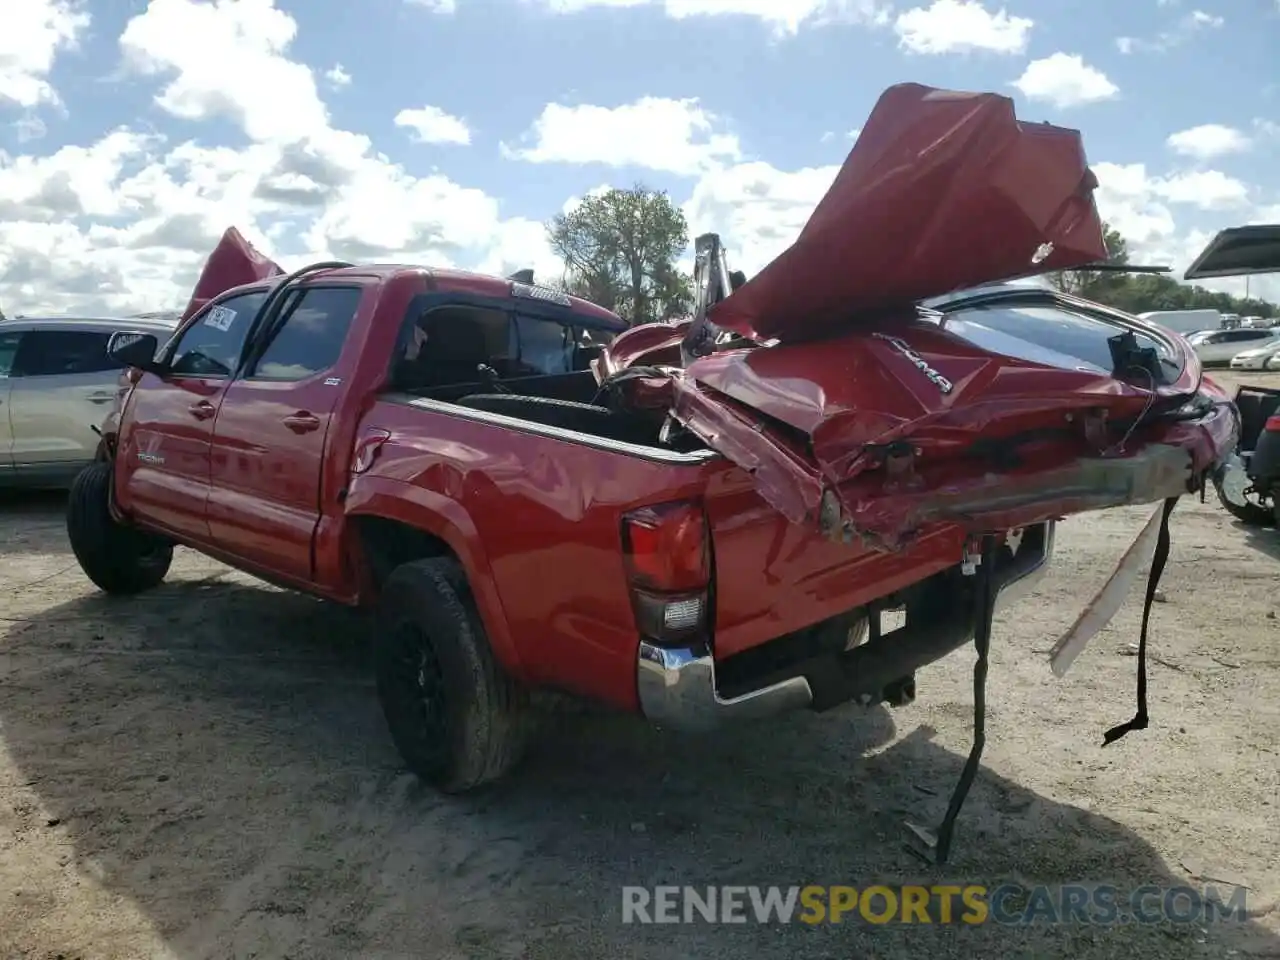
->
[707,82,1106,344]
[1048,501,1166,677]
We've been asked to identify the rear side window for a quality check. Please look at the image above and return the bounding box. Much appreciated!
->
[0,331,20,377]
[512,314,572,376]
[251,286,363,380]
[169,291,268,377]
[10,330,118,377]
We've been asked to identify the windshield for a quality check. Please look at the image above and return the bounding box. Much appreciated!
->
[939,301,1182,381]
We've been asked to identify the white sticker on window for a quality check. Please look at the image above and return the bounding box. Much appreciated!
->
[204,305,237,332]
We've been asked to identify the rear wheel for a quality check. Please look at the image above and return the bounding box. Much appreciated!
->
[1213,467,1275,527]
[66,462,173,594]
[373,558,532,792]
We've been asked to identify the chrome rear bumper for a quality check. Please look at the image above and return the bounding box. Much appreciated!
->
[637,521,1056,732]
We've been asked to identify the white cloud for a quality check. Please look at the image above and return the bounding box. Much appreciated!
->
[0,0,548,316]
[518,0,892,34]
[1011,53,1118,108]
[12,115,48,143]
[1094,162,1250,225]
[394,106,472,145]
[894,0,1033,55]
[2,0,1274,319]
[819,128,861,143]
[1155,170,1251,209]
[0,129,160,221]
[325,64,352,89]
[1115,9,1223,54]
[683,160,839,275]
[1088,160,1267,303]
[406,0,458,11]
[1166,124,1252,160]
[0,0,89,108]
[119,0,329,144]
[1253,117,1280,141]
[503,97,741,175]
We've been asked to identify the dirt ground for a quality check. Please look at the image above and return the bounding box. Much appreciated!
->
[2,371,1279,960]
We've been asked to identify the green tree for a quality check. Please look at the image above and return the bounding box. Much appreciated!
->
[547,185,693,325]
[1048,222,1277,319]
[1046,222,1129,297]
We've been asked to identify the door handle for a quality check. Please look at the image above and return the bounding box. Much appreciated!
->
[283,412,321,434]
[85,392,115,404]
[188,400,216,420]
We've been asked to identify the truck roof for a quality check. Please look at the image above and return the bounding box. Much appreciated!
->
[0,314,179,333]
[218,263,629,332]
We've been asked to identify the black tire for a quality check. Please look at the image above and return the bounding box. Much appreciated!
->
[66,461,173,594]
[1212,472,1276,527]
[374,558,531,793]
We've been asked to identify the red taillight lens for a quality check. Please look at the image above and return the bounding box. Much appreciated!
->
[1265,415,1280,432]
[622,501,709,592]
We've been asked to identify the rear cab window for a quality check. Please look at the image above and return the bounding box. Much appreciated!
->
[394,303,619,391]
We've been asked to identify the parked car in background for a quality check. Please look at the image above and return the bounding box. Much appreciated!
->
[1230,339,1280,371]
[1135,308,1222,336]
[1184,222,1280,527]
[0,313,179,488]
[1185,326,1280,365]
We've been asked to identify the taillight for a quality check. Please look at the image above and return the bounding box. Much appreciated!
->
[622,500,710,644]
[1265,415,1280,432]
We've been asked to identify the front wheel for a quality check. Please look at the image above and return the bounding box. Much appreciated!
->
[66,461,173,593]
[374,558,532,793]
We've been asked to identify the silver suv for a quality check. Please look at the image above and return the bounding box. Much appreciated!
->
[0,314,178,488]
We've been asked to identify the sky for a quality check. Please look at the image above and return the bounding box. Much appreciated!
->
[0,0,1278,318]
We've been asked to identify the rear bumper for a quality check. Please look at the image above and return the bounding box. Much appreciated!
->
[637,520,1055,732]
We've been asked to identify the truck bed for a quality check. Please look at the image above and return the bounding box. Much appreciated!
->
[347,392,986,712]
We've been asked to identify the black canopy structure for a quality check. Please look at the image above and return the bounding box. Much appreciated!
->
[1184,224,1280,280]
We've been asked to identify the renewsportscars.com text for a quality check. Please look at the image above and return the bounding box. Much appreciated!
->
[620,884,1248,926]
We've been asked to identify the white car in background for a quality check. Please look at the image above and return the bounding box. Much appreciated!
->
[1184,326,1280,365]
[0,313,179,488]
[1230,339,1280,371]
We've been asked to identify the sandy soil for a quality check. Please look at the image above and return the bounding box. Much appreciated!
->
[2,371,1278,960]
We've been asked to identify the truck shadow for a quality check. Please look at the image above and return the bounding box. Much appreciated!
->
[1,578,1275,960]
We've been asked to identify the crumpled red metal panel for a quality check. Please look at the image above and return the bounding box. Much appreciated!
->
[180,226,283,322]
[707,82,1107,344]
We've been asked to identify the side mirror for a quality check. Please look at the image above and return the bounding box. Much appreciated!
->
[107,331,165,376]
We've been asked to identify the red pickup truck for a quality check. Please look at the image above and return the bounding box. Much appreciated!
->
[69,84,1235,812]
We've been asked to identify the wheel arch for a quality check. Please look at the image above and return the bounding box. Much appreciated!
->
[345,484,524,676]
